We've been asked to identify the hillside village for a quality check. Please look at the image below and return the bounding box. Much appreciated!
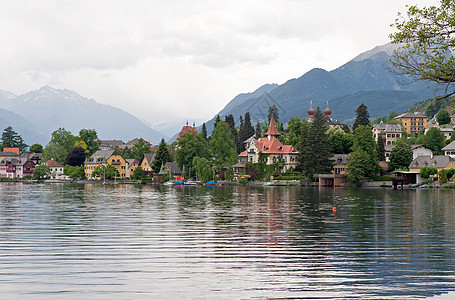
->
[2,98,455,188]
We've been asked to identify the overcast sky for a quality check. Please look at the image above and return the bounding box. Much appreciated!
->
[0,0,440,132]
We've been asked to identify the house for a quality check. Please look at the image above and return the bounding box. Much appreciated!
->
[425,124,455,140]
[239,116,299,173]
[140,153,155,173]
[22,152,42,165]
[442,140,455,158]
[163,161,181,177]
[126,138,151,149]
[99,140,126,151]
[178,122,198,140]
[125,159,139,178]
[84,150,128,179]
[42,159,65,178]
[410,144,433,160]
[313,154,350,186]
[408,155,455,172]
[332,154,350,175]
[393,111,428,134]
[0,158,35,178]
[0,151,20,162]
[372,122,402,145]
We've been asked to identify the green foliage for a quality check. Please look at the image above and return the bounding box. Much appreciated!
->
[152,138,172,172]
[329,132,354,154]
[92,165,119,180]
[376,136,386,162]
[64,165,85,179]
[301,107,333,178]
[201,123,208,141]
[132,166,144,180]
[388,139,413,171]
[285,116,304,147]
[193,156,214,182]
[437,109,451,125]
[210,120,238,170]
[131,138,151,161]
[33,165,50,180]
[439,169,448,184]
[42,143,67,164]
[29,143,43,153]
[79,129,100,155]
[346,149,370,184]
[239,112,255,146]
[1,126,27,153]
[224,114,239,154]
[176,131,210,178]
[446,168,455,180]
[390,1,455,94]
[50,128,78,152]
[420,167,438,178]
[255,121,262,138]
[348,125,379,180]
[224,168,234,181]
[119,147,133,159]
[424,127,445,153]
[268,104,279,124]
[352,103,370,130]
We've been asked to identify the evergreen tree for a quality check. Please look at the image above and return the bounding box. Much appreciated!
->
[240,112,255,144]
[210,120,238,171]
[224,114,239,153]
[377,134,386,162]
[201,123,208,141]
[255,121,262,138]
[1,126,27,152]
[352,103,370,130]
[152,138,172,172]
[268,104,279,124]
[388,139,413,171]
[301,107,333,177]
[213,115,221,135]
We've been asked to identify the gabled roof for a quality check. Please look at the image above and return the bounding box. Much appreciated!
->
[86,150,118,163]
[126,159,139,166]
[331,154,350,165]
[164,161,181,175]
[240,137,299,155]
[394,112,428,119]
[178,122,198,140]
[409,155,454,169]
[141,153,155,165]
[43,159,64,168]
[373,123,402,132]
[442,140,455,151]
[410,144,432,151]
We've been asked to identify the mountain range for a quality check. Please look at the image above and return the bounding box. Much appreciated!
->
[0,86,165,145]
[202,43,442,133]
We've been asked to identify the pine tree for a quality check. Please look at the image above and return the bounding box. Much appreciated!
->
[201,123,208,141]
[352,103,370,130]
[268,105,279,124]
[255,121,262,138]
[152,138,172,172]
[377,134,386,162]
[213,115,221,135]
[224,114,239,151]
[301,107,332,177]
[1,126,28,152]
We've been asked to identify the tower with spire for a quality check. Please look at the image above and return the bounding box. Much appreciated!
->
[307,101,316,122]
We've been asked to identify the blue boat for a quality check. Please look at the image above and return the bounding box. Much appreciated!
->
[205,181,217,186]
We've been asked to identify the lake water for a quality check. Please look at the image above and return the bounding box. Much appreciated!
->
[1,183,455,299]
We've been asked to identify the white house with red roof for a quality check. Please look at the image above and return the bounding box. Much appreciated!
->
[42,159,65,179]
[239,116,299,172]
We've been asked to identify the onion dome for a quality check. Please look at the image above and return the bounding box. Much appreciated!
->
[324,101,332,116]
[307,101,316,116]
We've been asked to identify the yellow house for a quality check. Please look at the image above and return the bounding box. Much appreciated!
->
[393,112,427,134]
[408,155,455,172]
[84,150,128,179]
[140,153,155,172]
[125,159,139,178]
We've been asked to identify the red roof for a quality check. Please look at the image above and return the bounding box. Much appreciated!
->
[177,123,198,140]
[3,147,19,155]
[240,137,299,156]
[43,159,64,168]
[265,116,280,137]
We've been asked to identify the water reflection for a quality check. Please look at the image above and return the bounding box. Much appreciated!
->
[0,183,454,299]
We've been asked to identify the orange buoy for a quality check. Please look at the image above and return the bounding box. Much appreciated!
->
[333,207,337,212]
[274,242,278,245]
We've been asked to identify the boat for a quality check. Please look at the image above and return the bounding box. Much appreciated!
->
[205,181,217,186]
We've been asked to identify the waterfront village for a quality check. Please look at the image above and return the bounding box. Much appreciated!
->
[2,101,455,189]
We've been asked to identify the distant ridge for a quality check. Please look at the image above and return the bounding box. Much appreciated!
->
[0,86,166,145]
